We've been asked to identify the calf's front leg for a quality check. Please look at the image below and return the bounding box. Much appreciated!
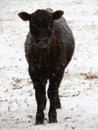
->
[48,71,64,123]
[28,68,46,124]
[34,81,46,124]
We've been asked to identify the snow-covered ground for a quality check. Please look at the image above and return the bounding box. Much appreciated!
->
[0,0,98,130]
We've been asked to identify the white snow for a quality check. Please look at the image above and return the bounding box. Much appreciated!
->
[0,0,98,130]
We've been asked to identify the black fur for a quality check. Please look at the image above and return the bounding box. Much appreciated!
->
[18,8,75,124]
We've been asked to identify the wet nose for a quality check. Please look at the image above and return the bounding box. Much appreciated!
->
[37,37,48,44]
[42,38,48,43]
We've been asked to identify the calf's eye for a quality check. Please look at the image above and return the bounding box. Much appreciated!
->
[48,26,52,30]
[32,24,37,28]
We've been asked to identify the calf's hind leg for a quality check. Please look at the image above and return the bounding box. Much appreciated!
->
[56,89,61,109]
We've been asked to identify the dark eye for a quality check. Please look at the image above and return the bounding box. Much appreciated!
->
[31,24,37,28]
[48,25,52,30]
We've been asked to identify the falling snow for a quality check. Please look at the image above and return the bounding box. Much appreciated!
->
[0,0,98,130]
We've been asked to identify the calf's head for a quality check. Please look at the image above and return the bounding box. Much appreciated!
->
[18,9,64,48]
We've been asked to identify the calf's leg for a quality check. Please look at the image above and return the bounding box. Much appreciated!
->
[48,71,64,123]
[34,82,46,124]
[56,89,61,109]
[28,68,46,124]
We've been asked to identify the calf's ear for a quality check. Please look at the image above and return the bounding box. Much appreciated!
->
[18,12,30,21]
[52,10,64,20]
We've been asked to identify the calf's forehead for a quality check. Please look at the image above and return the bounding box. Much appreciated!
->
[30,10,53,25]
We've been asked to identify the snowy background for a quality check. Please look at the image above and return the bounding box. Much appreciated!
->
[0,0,98,130]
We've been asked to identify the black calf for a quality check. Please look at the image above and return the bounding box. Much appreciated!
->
[18,8,75,124]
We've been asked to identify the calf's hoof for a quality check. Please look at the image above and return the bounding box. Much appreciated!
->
[35,120,44,125]
[49,114,57,123]
[49,110,57,123]
[49,118,57,123]
[35,112,44,125]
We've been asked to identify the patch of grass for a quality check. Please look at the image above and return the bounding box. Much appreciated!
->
[80,72,98,80]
